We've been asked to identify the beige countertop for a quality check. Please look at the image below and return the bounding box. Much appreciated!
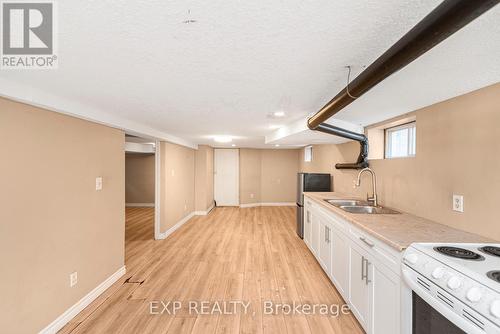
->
[304,192,493,252]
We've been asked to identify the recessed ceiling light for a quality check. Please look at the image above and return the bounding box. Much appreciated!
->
[269,125,282,130]
[231,144,236,147]
[213,136,232,143]
[273,111,286,118]
[275,144,280,147]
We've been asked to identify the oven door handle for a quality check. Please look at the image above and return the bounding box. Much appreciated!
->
[402,266,485,334]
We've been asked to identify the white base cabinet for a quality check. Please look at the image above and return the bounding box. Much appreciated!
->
[318,214,333,277]
[330,225,349,298]
[372,259,400,334]
[303,198,403,334]
[303,201,312,247]
[349,241,373,331]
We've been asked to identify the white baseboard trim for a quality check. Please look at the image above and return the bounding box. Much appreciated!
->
[39,266,126,334]
[194,202,215,216]
[126,203,155,207]
[240,202,296,208]
[158,212,195,240]
[239,203,260,208]
[261,202,296,207]
[158,204,216,240]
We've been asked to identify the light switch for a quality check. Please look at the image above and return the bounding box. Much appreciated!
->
[70,272,78,287]
[453,194,464,212]
[96,177,103,190]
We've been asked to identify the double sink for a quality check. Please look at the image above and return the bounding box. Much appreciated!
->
[324,199,400,215]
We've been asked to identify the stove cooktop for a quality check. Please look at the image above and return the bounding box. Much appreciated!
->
[482,246,500,258]
[414,243,500,289]
[488,271,500,284]
[434,246,485,261]
[404,243,500,332]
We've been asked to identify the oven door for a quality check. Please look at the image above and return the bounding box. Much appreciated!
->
[403,266,493,334]
[412,291,466,334]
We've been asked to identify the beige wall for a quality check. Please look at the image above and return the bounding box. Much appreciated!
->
[195,145,214,212]
[160,141,195,232]
[240,149,263,204]
[261,149,300,203]
[300,83,500,241]
[125,153,155,204]
[206,147,214,209]
[240,149,299,204]
[0,97,125,334]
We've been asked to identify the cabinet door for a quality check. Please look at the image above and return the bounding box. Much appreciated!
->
[349,242,372,331]
[331,227,349,299]
[304,206,312,247]
[318,219,332,276]
[371,262,400,334]
[311,212,320,256]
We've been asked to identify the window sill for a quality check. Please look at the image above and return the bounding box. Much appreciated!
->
[369,156,416,162]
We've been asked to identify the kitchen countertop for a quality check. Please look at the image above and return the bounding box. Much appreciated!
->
[304,192,493,252]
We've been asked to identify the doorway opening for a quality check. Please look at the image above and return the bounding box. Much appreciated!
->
[214,148,239,206]
[125,135,159,242]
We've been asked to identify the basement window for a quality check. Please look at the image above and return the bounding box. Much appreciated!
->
[385,122,416,159]
[304,146,313,162]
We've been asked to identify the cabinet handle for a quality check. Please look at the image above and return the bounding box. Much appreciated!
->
[326,227,330,243]
[361,256,366,281]
[324,226,328,242]
[307,211,310,223]
[360,236,375,248]
[364,258,371,285]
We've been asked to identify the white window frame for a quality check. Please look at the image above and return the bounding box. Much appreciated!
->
[385,122,416,159]
[304,145,313,162]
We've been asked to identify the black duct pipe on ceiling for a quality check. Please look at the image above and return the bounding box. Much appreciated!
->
[307,0,499,169]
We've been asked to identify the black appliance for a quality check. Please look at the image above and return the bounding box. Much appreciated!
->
[412,292,465,334]
[296,173,331,238]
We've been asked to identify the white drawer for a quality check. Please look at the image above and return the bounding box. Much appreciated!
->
[348,225,401,275]
[316,205,348,234]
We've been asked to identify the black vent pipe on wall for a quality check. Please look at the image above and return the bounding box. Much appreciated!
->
[307,0,499,169]
[315,123,369,169]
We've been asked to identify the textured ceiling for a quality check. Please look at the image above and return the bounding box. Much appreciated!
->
[0,0,498,148]
[334,3,500,127]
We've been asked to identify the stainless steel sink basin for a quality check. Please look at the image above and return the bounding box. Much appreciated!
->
[325,199,369,207]
[324,198,400,214]
[339,205,400,215]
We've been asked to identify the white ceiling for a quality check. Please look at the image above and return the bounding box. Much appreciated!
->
[265,117,363,146]
[1,0,499,149]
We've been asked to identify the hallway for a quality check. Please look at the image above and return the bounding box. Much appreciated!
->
[59,207,363,334]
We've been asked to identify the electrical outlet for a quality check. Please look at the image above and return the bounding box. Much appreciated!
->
[453,195,464,212]
[95,177,103,190]
[70,272,78,287]
[250,193,254,199]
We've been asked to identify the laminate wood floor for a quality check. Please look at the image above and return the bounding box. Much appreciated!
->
[59,206,363,334]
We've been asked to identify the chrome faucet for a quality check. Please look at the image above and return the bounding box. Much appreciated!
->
[355,167,378,207]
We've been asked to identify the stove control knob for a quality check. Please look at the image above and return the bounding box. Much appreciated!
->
[404,253,419,265]
[447,276,462,290]
[466,287,482,303]
[490,300,500,319]
[432,267,445,279]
